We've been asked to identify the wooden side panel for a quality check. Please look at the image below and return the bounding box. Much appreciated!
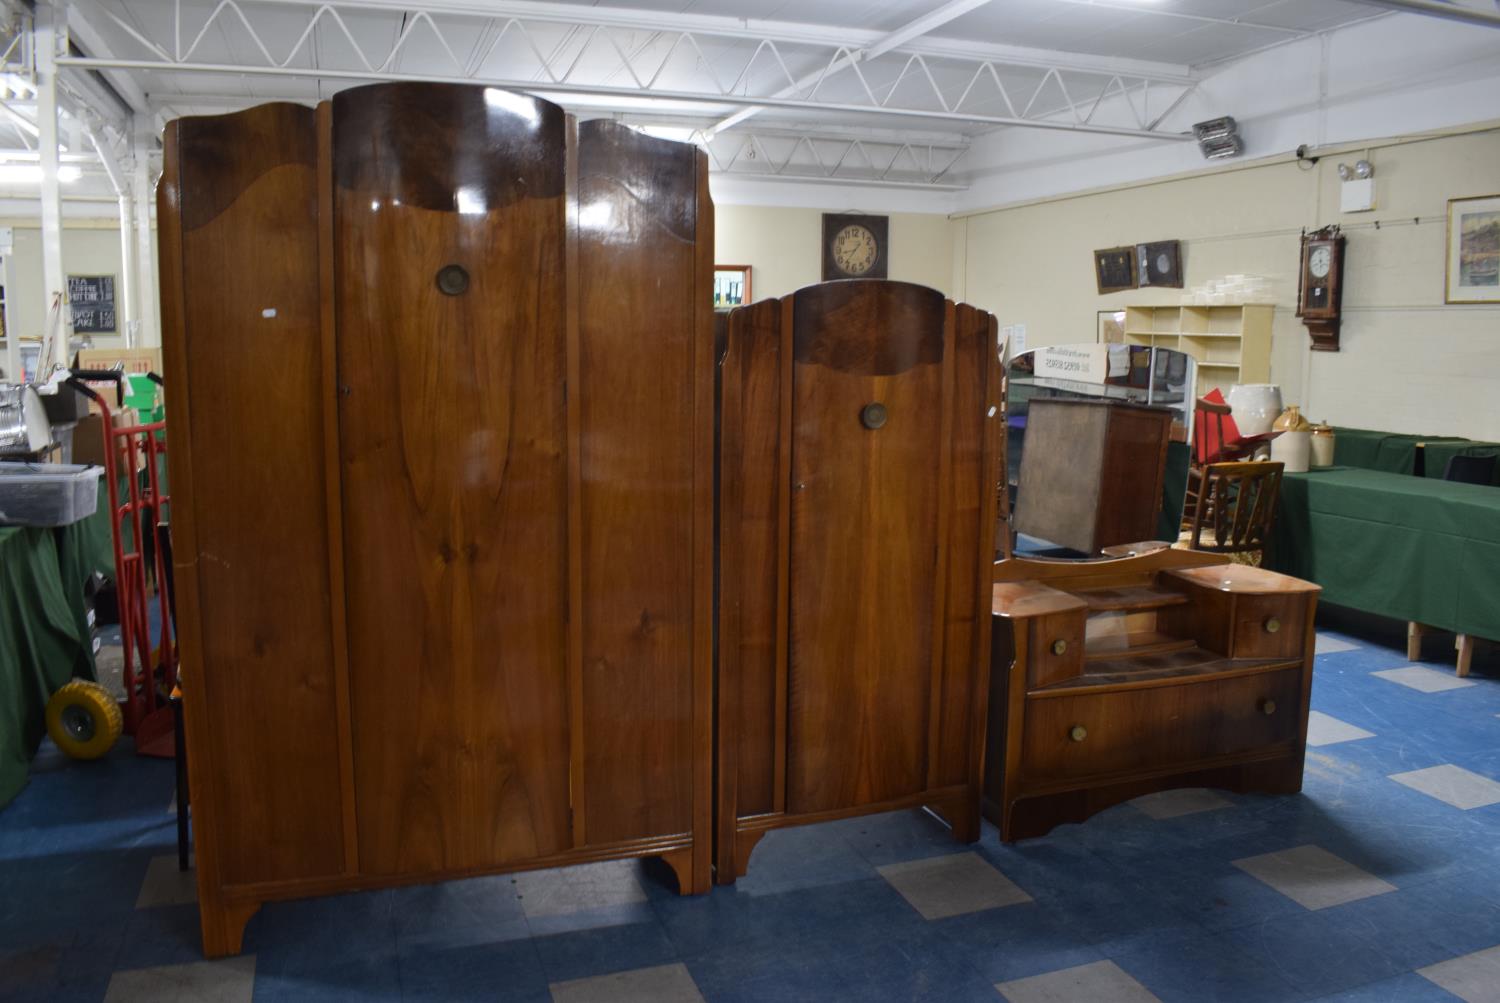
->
[934,304,988,787]
[718,299,785,820]
[165,104,346,886]
[786,281,946,814]
[575,121,699,843]
[335,83,571,875]
[1094,407,1171,552]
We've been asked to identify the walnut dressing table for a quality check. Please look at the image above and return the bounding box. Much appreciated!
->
[983,547,1320,841]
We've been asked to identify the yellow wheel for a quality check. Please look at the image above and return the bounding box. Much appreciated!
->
[45,680,123,760]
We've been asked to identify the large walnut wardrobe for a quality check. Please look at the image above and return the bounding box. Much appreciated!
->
[160,83,715,957]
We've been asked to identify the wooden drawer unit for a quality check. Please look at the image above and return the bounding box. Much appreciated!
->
[985,549,1319,841]
[1029,611,1086,689]
[1021,668,1302,786]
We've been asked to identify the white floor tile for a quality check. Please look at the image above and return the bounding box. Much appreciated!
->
[514,860,647,921]
[997,960,1160,1003]
[1372,666,1477,693]
[1131,788,1232,820]
[1316,634,1359,654]
[551,962,704,1003]
[1418,944,1500,1002]
[135,855,197,908]
[878,851,1031,920]
[104,957,255,1003]
[1390,765,1500,810]
[1306,711,1376,748]
[1232,844,1396,910]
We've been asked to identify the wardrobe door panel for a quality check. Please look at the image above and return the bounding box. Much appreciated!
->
[164,104,347,888]
[334,83,571,875]
[575,123,701,843]
[785,282,948,814]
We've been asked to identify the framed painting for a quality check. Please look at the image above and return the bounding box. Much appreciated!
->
[1094,246,1137,294]
[1447,195,1500,304]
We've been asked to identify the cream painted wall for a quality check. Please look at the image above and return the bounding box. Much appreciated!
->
[3,222,160,355]
[714,205,954,302]
[957,126,1500,440]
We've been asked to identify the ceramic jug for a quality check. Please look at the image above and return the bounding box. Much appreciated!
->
[1226,383,1282,437]
[1271,405,1312,473]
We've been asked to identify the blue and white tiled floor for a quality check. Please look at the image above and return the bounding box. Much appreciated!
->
[3,620,1500,1002]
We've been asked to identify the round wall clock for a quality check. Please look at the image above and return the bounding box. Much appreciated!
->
[822,213,889,280]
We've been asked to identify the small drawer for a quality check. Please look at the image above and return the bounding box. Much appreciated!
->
[1020,668,1302,785]
[1028,611,1085,689]
[1231,594,1306,660]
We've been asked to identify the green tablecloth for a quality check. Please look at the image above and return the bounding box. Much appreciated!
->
[1332,427,1467,476]
[0,509,112,809]
[1266,467,1500,641]
[1422,440,1500,485]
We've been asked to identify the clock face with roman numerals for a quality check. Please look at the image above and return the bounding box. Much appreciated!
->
[832,224,878,276]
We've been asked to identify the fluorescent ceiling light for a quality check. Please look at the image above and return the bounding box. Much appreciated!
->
[0,164,82,184]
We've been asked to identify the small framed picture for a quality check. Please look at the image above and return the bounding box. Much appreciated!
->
[1094,246,1137,294]
[1136,240,1184,288]
[714,265,752,308]
[1446,195,1500,304]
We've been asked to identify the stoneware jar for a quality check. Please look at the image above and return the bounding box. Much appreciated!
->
[1271,405,1312,473]
[1226,383,1283,437]
[1310,423,1336,468]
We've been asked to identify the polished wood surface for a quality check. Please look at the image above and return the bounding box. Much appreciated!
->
[163,84,715,955]
[335,83,572,877]
[985,547,1319,841]
[718,280,999,880]
[161,104,348,899]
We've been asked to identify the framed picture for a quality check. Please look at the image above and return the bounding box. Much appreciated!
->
[1097,310,1126,344]
[1136,240,1184,288]
[1094,246,1137,294]
[714,265,752,308]
[1447,195,1500,303]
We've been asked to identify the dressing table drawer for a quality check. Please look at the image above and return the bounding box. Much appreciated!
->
[1020,668,1302,786]
[1230,595,1307,659]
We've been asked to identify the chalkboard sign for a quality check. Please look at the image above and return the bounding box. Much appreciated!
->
[68,274,117,333]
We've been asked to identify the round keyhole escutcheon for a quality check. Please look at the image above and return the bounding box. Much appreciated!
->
[436,264,470,296]
[861,402,888,430]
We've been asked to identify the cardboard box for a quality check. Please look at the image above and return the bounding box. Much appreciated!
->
[72,408,137,468]
[73,348,162,413]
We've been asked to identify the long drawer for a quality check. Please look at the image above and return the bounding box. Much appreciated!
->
[1020,667,1302,786]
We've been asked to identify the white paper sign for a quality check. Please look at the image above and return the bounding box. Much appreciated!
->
[1033,344,1109,383]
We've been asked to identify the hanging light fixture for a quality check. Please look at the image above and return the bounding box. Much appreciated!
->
[1193,117,1242,160]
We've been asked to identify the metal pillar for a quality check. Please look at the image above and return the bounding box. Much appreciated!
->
[131,115,155,347]
[118,193,136,346]
[35,2,67,376]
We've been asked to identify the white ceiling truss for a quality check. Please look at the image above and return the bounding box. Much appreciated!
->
[47,0,1212,192]
[695,129,969,189]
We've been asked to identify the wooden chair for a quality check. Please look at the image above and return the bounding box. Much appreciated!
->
[1182,460,1284,563]
[1184,396,1235,528]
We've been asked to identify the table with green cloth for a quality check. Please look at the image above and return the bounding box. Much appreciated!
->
[1265,467,1500,641]
[0,505,113,809]
[1331,426,1468,476]
[1422,440,1500,485]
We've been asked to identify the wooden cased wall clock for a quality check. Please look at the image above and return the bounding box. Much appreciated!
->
[822,213,889,280]
[1296,225,1345,351]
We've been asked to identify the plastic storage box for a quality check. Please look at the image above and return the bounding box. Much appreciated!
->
[0,462,103,527]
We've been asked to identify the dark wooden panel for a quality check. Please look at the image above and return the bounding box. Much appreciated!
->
[167,103,346,887]
[334,83,572,875]
[933,303,985,787]
[786,282,946,814]
[718,298,785,820]
[575,121,698,843]
[1094,407,1171,551]
[1021,668,1301,785]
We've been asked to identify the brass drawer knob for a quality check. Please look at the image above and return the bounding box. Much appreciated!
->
[1051,639,1068,656]
[1264,617,1281,634]
[1261,699,1277,716]
[1069,724,1088,742]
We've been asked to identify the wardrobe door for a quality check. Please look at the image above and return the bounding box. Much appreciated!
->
[161,104,348,890]
[334,83,572,875]
[784,282,949,814]
[573,122,711,853]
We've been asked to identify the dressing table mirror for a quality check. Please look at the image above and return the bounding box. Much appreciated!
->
[1004,343,1195,559]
